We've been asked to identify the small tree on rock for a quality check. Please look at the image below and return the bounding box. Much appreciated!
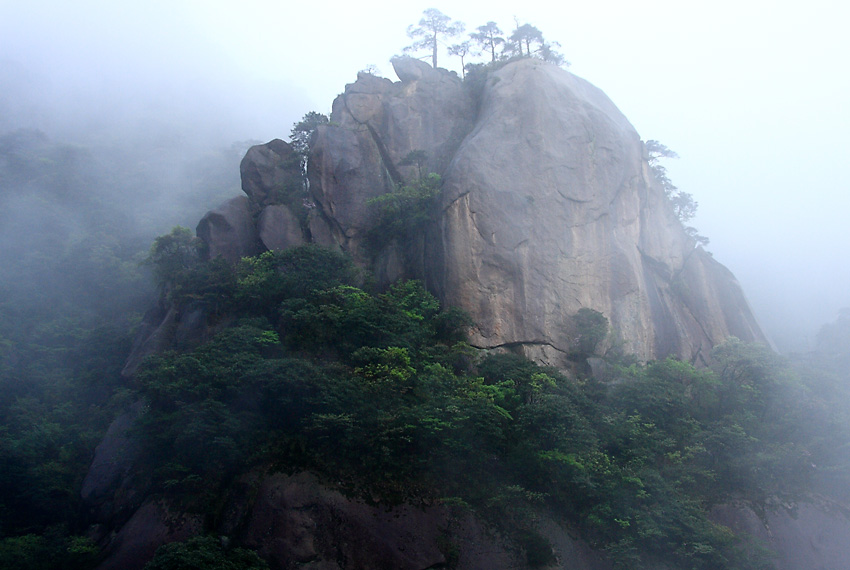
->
[645,139,708,245]
[470,21,505,62]
[507,23,544,57]
[290,111,329,172]
[399,150,429,180]
[571,308,609,358]
[539,40,569,67]
[448,41,473,78]
[404,8,465,68]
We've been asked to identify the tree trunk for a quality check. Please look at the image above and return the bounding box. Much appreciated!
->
[432,32,438,68]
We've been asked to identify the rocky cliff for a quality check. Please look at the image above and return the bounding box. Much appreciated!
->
[89,57,848,570]
[210,56,767,368]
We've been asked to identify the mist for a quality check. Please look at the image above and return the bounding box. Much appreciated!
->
[4,3,850,567]
[2,0,848,350]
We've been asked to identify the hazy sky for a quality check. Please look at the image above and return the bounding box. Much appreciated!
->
[2,0,848,349]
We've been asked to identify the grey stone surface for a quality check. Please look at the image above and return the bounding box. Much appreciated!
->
[391,55,432,83]
[81,403,143,524]
[428,58,768,362]
[120,303,177,378]
[306,208,338,248]
[303,58,767,363]
[196,195,260,263]
[258,203,305,251]
[308,56,475,262]
[240,138,303,207]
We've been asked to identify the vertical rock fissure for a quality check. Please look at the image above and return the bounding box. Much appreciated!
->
[364,123,405,188]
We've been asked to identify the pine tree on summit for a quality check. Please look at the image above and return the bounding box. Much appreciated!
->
[508,23,544,57]
[470,21,505,62]
[404,8,464,68]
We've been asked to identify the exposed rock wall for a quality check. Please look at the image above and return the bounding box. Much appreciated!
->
[309,57,476,269]
[183,57,767,365]
[308,57,768,363]
[196,195,261,263]
[432,59,769,363]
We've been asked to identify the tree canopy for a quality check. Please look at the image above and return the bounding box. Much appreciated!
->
[448,41,473,77]
[290,111,329,171]
[402,14,567,71]
[508,23,544,57]
[403,8,465,68]
[645,139,707,245]
[469,21,505,62]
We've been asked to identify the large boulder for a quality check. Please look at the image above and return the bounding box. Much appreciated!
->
[426,58,768,362]
[305,57,767,363]
[240,139,303,207]
[196,195,260,263]
[81,402,143,523]
[257,203,305,251]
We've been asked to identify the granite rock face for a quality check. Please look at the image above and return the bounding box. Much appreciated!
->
[308,58,475,263]
[257,203,305,251]
[95,501,204,570]
[196,195,260,263]
[430,58,768,363]
[191,57,767,364]
[307,57,767,363]
[240,138,303,208]
[87,58,806,570]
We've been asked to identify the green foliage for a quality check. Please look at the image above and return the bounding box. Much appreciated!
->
[0,533,98,570]
[280,280,442,356]
[235,244,362,315]
[645,140,707,245]
[145,227,202,288]
[127,251,822,570]
[290,111,329,169]
[571,308,609,357]
[507,24,544,58]
[132,252,475,502]
[80,228,843,570]
[366,173,441,249]
[502,23,567,65]
[404,9,465,68]
[144,535,268,570]
[469,21,505,62]
[0,317,135,536]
